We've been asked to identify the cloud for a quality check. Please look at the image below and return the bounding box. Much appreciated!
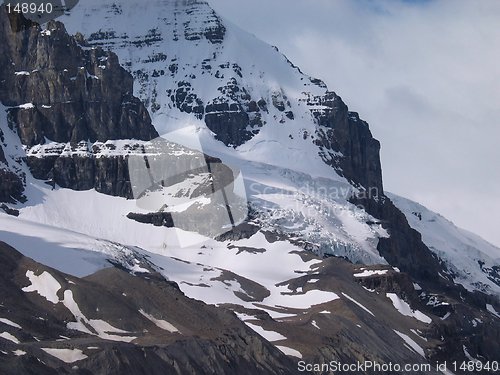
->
[209,0,500,247]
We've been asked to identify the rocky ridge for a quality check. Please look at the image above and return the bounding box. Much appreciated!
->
[0,241,298,375]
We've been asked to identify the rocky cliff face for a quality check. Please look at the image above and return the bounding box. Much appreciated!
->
[306,91,383,194]
[0,10,157,145]
[0,167,25,204]
[0,8,158,199]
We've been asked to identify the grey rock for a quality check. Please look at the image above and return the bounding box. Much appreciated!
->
[0,9,159,199]
[0,166,25,203]
[308,91,383,194]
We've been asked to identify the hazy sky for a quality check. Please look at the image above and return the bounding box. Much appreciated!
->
[209,0,500,247]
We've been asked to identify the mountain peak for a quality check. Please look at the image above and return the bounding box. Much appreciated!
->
[61,0,384,194]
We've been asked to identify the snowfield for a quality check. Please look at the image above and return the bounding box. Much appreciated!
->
[389,193,500,296]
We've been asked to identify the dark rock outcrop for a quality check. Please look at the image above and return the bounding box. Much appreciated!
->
[168,76,266,147]
[307,91,383,194]
[183,1,226,44]
[0,8,159,199]
[27,153,135,197]
[352,265,500,371]
[0,141,25,203]
[354,195,444,283]
[0,168,25,203]
[0,9,158,146]
[0,203,19,216]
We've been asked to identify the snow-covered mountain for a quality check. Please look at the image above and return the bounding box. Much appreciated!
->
[0,1,499,372]
[56,0,500,294]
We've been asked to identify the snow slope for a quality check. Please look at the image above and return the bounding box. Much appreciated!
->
[389,193,500,295]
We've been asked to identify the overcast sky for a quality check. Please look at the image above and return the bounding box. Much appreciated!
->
[209,0,500,246]
[208,0,500,247]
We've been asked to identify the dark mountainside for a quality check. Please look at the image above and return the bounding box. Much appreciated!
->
[0,4,499,374]
[0,241,299,375]
[0,8,158,199]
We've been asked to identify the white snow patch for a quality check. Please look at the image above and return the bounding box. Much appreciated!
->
[393,330,425,358]
[441,312,451,320]
[129,260,149,274]
[41,348,88,363]
[22,271,61,304]
[486,304,499,318]
[386,293,432,324]
[17,103,35,109]
[341,293,374,316]
[353,269,388,278]
[245,322,286,342]
[0,332,20,344]
[410,329,428,342]
[463,345,480,363]
[311,320,320,329]
[13,350,26,356]
[63,290,136,342]
[471,318,482,327]
[139,310,179,333]
[276,345,302,358]
[0,318,22,329]
[234,312,258,322]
